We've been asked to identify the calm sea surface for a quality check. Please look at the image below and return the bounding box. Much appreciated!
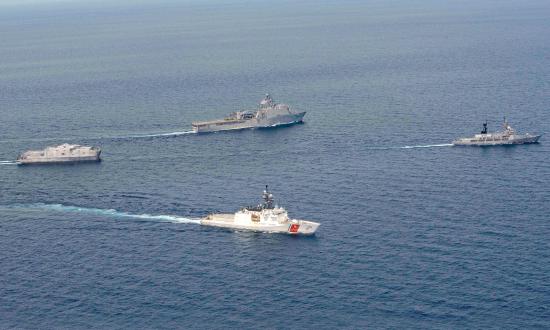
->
[1,0,549,328]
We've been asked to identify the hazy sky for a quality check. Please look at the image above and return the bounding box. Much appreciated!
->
[0,0,171,6]
[0,0,246,8]
[0,0,75,4]
[0,0,96,6]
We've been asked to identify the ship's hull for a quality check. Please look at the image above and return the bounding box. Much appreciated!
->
[453,134,541,146]
[17,154,101,165]
[200,214,319,235]
[193,112,306,133]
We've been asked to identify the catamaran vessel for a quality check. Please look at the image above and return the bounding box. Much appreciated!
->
[17,144,101,165]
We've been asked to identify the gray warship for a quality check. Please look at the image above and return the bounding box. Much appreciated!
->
[17,144,101,165]
[453,119,541,146]
[192,94,306,133]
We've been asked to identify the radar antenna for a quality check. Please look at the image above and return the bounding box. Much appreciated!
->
[503,116,512,131]
[481,120,488,134]
[259,93,274,109]
[262,185,274,209]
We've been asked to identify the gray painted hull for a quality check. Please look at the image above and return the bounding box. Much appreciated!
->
[453,134,541,146]
[193,112,305,133]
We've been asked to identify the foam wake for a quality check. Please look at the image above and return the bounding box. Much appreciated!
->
[124,130,196,139]
[367,143,453,150]
[399,143,453,149]
[1,130,196,144]
[0,160,17,165]
[10,203,201,224]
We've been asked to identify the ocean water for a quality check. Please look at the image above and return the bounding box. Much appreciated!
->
[1,0,550,328]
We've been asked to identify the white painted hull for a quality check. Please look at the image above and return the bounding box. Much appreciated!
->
[453,134,541,146]
[201,214,319,235]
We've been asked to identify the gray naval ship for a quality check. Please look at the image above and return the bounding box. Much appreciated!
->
[201,186,320,235]
[17,144,101,165]
[453,119,541,146]
[192,94,306,133]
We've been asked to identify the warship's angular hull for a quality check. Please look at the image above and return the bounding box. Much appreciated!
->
[193,112,305,133]
[192,94,305,133]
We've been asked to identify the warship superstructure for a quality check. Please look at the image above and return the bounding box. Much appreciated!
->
[192,94,305,133]
[17,144,101,165]
[453,119,541,146]
[200,186,320,235]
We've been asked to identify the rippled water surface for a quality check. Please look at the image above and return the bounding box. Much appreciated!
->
[1,0,550,328]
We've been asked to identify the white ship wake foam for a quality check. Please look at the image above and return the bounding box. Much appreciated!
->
[398,143,453,149]
[367,143,453,150]
[5,203,201,224]
[0,160,17,165]
[125,130,196,139]
[91,130,197,141]
[1,130,196,144]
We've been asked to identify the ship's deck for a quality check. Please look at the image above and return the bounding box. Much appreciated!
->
[204,214,235,222]
[192,118,244,126]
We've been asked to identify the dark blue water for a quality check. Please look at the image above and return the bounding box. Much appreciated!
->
[1,0,550,328]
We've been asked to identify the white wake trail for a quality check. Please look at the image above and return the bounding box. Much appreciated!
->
[11,203,201,224]
[367,143,453,150]
[1,130,196,144]
[399,143,453,149]
[0,160,17,165]
[126,130,196,139]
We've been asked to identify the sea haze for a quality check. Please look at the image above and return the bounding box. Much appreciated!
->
[1,0,549,328]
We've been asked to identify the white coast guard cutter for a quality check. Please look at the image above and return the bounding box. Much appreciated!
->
[200,186,320,235]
